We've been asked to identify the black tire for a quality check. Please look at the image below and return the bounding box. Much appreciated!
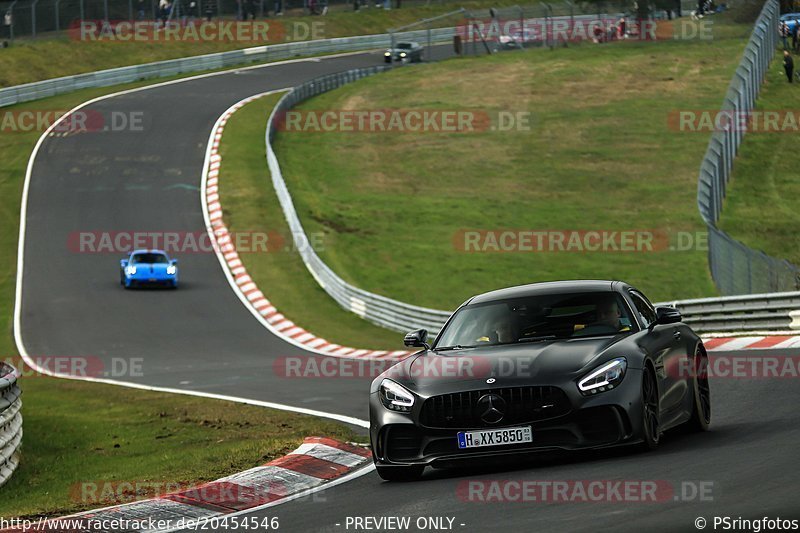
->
[686,349,711,432]
[376,465,424,482]
[639,365,660,451]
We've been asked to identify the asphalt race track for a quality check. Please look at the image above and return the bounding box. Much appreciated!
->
[18,48,800,532]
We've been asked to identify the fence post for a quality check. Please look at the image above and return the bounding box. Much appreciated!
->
[31,0,38,37]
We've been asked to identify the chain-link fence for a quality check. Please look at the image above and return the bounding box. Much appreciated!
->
[697,0,800,295]
[0,0,699,41]
[0,0,455,39]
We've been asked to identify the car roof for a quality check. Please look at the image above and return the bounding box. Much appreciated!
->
[468,280,626,304]
[130,249,169,255]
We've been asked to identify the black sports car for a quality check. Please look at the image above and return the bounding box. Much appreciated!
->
[369,280,711,481]
[384,41,424,63]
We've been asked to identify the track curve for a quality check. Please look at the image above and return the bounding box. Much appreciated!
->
[17,48,800,532]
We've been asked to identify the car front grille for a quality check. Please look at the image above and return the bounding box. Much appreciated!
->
[419,386,572,429]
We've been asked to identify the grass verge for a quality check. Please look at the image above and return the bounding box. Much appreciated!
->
[217,93,402,350]
[272,15,755,309]
[717,53,800,267]
[0,73,363,519]
[2,0,522,87]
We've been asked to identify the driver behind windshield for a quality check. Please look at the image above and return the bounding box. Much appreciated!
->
[476,309,518,345]
[574,295,630,336]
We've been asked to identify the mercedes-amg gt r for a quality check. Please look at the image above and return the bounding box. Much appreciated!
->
[369,280,711,481]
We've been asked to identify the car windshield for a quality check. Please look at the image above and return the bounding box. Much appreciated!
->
[130,253,169,264]
[397,43,412,49]
[434,291,635,349]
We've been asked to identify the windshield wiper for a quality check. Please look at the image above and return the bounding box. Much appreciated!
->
[433,345,476,352]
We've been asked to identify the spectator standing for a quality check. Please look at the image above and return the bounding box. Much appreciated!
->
[3,10,11,40]
[794,20,800,52]
[784,50,794,83]
[159,0,169,24]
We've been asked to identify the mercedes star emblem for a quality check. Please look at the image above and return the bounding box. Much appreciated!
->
[476,393,506,424]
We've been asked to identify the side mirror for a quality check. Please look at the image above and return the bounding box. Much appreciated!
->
[121,259,129,266]
[655,306,682,325]
[171,259,179,264]
[403,329,430,349]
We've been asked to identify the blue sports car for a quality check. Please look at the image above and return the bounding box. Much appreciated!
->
[120,249,179,289]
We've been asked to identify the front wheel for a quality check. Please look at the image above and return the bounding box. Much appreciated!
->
[376,464,424,482]
[686,349,711,432]
[639,365,661,451]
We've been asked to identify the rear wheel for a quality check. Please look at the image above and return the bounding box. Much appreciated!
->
[686,349,711,431]
[376,465,424,482]
[639,365,660,450]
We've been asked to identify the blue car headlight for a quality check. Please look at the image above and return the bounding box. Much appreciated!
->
[125,266,137,276]
[578,357,627,395]
[167,265,177,275]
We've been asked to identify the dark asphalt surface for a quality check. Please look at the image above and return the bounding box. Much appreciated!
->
[19,45,800,532]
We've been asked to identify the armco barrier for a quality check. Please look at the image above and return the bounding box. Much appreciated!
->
[0,362,22,488]
[662,291,800,333]
[266,67,453,336]
[0,27,457,109]
[266,67,800,336]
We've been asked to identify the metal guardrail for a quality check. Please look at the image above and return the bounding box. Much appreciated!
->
[660,292,800,333]
[0,362,22,488]
[696,0,800,295]
[0,26,458,108]
[265,67,453,336]
[266,66,800,336]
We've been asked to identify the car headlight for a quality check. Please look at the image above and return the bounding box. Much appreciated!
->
[578,357,627,395]
[379,379,414,412]
[125,266,137,275]
[384,51,391,56]
[167,265,177,275]
[399,52,407,57]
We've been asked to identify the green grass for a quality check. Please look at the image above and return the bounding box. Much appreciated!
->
[272,16,755,309]
[1,378,361,518]
[218,93,403,351]
[1,0,523,87]
[0,77,363,519]
[717,53,800,267]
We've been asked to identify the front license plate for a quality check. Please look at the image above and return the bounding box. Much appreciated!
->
[457,426,532,449]
[148,278,157,282]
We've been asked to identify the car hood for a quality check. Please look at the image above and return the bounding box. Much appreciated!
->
[381,336,627,396]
